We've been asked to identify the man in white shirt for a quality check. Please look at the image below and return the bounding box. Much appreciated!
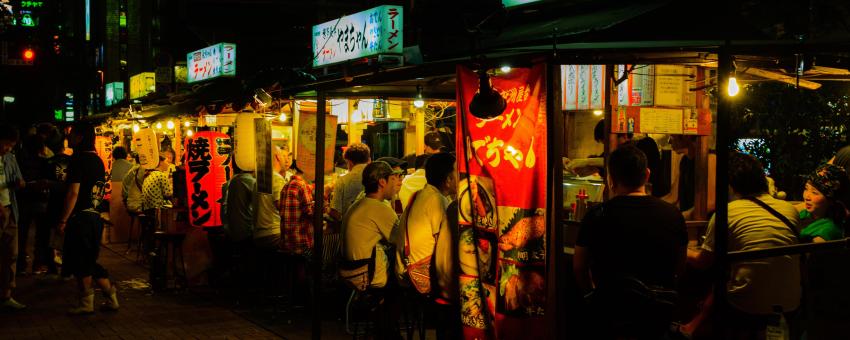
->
[685,152,800,334]
[329,143,370,220]
[399,154,430,211]
[342,161,403,289]
[253,146,286,251]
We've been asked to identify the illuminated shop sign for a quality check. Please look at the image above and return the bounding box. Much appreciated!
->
[312,5,402,67]
[105,82,125,107]
[129,72,155,99]
[186,43,236,83]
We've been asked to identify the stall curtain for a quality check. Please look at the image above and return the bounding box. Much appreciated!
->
[456,63,548,340]
[185,131,232,227]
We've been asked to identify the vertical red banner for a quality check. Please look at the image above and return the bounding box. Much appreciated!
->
[95,136,113,198]
[456,64,548,339]
[185,131,232,228]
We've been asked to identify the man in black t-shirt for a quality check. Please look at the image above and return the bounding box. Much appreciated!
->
[57,123,119,315]
[574,145,686,338]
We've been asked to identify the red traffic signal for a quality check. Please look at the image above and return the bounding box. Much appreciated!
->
[22,48,35,61]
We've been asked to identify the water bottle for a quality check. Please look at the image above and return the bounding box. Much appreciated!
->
[766,305,789,340]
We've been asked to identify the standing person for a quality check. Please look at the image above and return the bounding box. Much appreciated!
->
[253,146,286,252]
[122,153,146,214]
[0,125,26,310]
[41,140,72,280]
[329,143,370,221]
[665,135,716,219]
[280,162,314,256]
[392,152,458,339]
[685,152,801,336]
[223,163,256,252]
[399,154,430,211]
[57,123,119,314]
[341,161,403,339]
[402,131,445,178]
[16,132,52,275]
[109,147,132,183]
[279,147,295,182]
[574,145,687,339]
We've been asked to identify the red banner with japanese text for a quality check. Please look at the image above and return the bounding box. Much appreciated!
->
[185,131,233,227]
[95,136,113,198]
[456,64,548,340]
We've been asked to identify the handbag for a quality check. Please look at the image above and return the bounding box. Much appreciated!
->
[401,191,437,295]
[338,246,377,292]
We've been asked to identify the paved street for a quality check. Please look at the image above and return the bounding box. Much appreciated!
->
[1,244,282,340]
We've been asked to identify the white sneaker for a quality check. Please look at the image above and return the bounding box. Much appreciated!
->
[1,297,27,310]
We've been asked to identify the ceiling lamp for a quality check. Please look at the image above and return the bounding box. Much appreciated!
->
[279,112,288,122]
[469,69,506,120]
[413,85,425,108]
[727,76,740,97]
[132,123,140,133]
[184,121,191,127]
[166,120,175,129]
[186,129,193,137]
[155,122,162,129]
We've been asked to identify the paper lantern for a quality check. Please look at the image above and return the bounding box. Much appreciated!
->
[185,131,232,227]
[133,128,160,170]
[234,112,257,171]
[94,136,112,172]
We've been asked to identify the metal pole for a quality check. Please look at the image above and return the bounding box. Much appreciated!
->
[713,44,732,337]
[545,62,565,340]
[311,92,326,340]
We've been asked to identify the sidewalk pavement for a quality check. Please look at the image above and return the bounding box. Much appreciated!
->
[0,244,281,340]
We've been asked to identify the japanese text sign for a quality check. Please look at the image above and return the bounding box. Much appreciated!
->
[132,128,159,170]
[456,64,549,340]
[105,82,124,107]
[129,72,155,99]
[185,131,232,227]
[296,111,338,182]
[187,43,236,83]
[312,5,403,67]
[561,65,606,111]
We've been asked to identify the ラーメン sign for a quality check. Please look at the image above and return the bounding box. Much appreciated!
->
[312,5,403,67]
[187,43,236,83]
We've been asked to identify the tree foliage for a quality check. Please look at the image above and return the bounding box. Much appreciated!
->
[729,82,850,200]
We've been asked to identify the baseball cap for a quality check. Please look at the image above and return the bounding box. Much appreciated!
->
[362,161,405,188]
[375,157,408,170]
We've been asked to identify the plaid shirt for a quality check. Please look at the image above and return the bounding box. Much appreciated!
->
[279,175,314,254]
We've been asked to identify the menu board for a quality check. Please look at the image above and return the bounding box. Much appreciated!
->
[255,118,272,194]
[133,128,159,170]
[639,107,684,134]
[617,64,655,107]
[654,65,687,107]
[296,111,338,182]
[561,65,606,111]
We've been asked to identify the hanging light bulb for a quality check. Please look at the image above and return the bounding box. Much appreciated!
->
[166,120,175,129]
[132,123,140,133]
[727,76,740,97]
[155,122,162,129]
[500,65,512,73]
[593,110,603,116]
[186,129,193,137]
[184,121,191,127]
[279,112,288,122]
[413,85,425,108]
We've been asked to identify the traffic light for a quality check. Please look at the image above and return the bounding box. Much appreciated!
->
[22,48,35,62]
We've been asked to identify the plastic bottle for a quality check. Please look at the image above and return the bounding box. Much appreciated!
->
[766,305,789,340]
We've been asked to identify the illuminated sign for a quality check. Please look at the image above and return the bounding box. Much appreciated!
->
[105,82,125,107]
[503,0,543,7]
[20,1,44,8]
[64,93,75,122]
[129,72,155,99]
[186,43,236,83]
[312,5,402,67]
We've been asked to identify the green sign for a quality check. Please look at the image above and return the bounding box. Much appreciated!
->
[21,13,35,27]
[21,1,45,8]
[502,0,543,8]
[54,109,63,121]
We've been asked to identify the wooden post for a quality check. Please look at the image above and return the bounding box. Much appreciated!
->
[311,92,326,340]
[694,67,710,222]
[545,62,565,340]
[713,45,733,338]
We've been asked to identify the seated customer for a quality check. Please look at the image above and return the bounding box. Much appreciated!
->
[574,145,687,338]
[342,161,403,289]
[686,152,801,334]
[795,164,848,242]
